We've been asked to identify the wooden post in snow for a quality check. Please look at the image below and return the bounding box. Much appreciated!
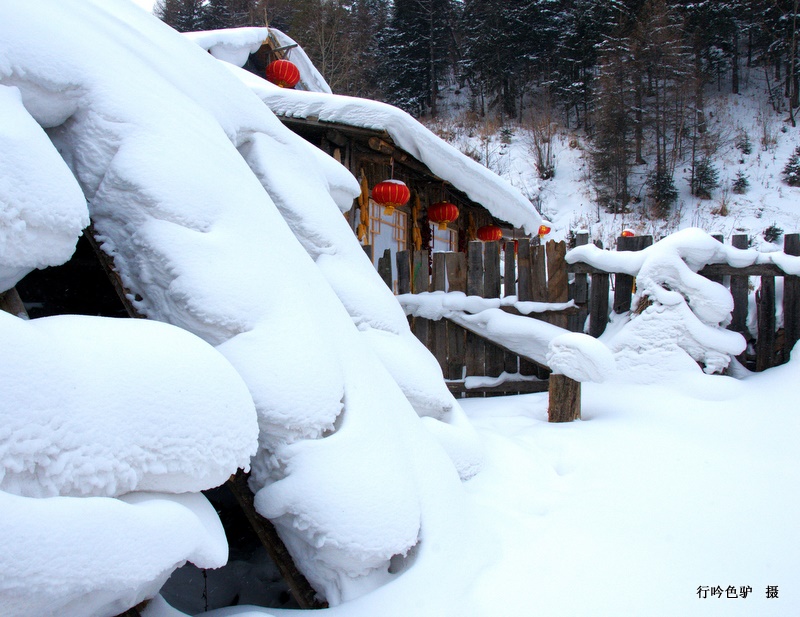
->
[783,233,800,361]
[377,248,392,290]
[465,241,485,382]
[588,240,609,338]
[445,252,467,380]
[569,232,589,333]
[0,287,27,318]
[483,241,505,378]
[548,374,581,422]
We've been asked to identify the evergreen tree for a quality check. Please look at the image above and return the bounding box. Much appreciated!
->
[154,0,205,32]
[782,145,800,186]
[732,170,750,193]
[691,157,721,198]
[384,0,457,116]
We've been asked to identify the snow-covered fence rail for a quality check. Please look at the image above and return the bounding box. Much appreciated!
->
[393,239,578,396]
[567,232,800,372]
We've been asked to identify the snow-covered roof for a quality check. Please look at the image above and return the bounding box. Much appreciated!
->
[186,27,543,235]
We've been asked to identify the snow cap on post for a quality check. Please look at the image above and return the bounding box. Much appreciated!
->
[546,332,615,383]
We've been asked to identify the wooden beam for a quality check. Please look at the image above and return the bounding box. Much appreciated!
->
[227,471,326,610]
[0,287,28,318]
[446,379,549,395]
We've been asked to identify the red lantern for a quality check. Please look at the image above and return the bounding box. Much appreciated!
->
[266,59,300,88]
[428,201,459,230]
[372,180,411,215]
[621,228,635,237]
[477,225,503,242]
[538,224,552,237]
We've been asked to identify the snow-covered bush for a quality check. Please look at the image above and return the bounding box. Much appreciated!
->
[566,229,749,381]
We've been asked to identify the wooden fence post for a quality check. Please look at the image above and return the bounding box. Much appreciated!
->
[548,374,581,422]
[589,240,609,337]
[756,273,776,371]
[483,242,505,378]
[546,240,569,328]
[783,234,800,361]
[569,232,589,333]
[396,250,411,295]
[729,235,749,334]
[377,248,392,290]
[431,253,448,372]
[465,241,486,382]
[503,241,519,374]
[517,238,538,376]
[613,235,637,313]
[411,250,430,347]
[445,252,467,380]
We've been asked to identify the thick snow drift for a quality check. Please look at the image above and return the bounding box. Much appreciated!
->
[0,85,88,291]
[0,0,482,606]
[0,312,257,498]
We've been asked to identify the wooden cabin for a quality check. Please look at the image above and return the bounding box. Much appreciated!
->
[242,33,529,293]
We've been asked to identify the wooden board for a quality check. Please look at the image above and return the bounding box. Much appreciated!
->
[431,253,448,372]
[546,240,568,328]
[445,252,467,380]
[783,234,800,361]
[503,242,519,374]
[465,242,485,380]
[483,242,504,378]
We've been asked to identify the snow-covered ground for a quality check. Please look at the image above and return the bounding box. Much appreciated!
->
[160,362,800,617]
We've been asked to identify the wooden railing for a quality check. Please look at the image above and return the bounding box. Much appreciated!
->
[384,231,800,391]
[385,238,574,396]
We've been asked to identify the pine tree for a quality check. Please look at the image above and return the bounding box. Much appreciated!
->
[384,0,457,117]
[154,0,206,32]
[732,170,750,194]
[691,157,721,198]
[782,145,800,186]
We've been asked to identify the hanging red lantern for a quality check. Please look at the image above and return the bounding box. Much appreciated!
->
[538,224,552,238]
[476,225,503,242]
[428,201,459,230]
[621,228,635,237]
[266,59,300,88]
[372,179,411,215]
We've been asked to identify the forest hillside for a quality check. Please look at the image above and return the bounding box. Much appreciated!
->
[155,0,800,246]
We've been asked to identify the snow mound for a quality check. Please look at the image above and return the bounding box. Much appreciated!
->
[0,312,258,498]
[0,85,88,291]
[0,491,227,617]
[0,1,479,604]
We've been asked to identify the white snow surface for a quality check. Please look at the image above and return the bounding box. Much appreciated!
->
[0,85,88,291]
[185,27,333,95]
[184,27,269,69]
[546,332,615,382]
[0,312,257,498]
[1,490,227,617]
[0,0,484,607]
[231,64,543,234]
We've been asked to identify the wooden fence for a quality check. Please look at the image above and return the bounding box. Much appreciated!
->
[381,231,800,394]
[568,232,800,372]
[384,238,574,396]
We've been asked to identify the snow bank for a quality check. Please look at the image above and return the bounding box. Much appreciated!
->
[567,228,747,378]
[0,490,227,617]
[0,0,480,604]
[0,312,257,498]
[0,85,88,291]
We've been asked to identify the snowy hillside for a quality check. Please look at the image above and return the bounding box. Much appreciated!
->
[427,73,800,249]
